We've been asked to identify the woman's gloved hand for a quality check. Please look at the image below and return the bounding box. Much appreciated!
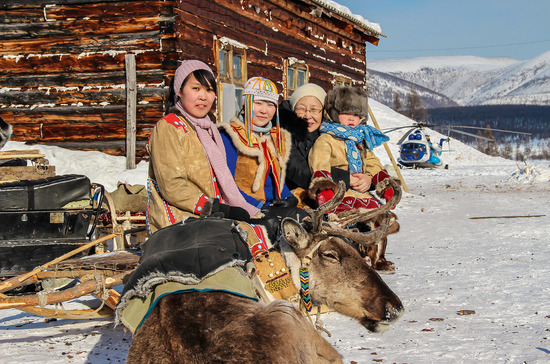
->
[201,198,250,221]
[270,196,299,208]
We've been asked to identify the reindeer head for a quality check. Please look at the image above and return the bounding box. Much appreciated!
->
[278,180,404,332]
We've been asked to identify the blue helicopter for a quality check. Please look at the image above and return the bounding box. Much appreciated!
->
[398,128,446,168]
[385,122,531,169]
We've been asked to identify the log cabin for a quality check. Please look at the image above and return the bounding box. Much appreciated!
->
[0,0,385,163]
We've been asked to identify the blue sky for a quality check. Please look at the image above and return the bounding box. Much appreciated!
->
[335,0,550,60]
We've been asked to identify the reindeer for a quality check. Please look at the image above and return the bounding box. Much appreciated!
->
[119,181,403,363]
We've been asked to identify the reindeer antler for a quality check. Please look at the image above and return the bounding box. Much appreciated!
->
[323,212,391,246]
[303,181,347,234]
[300,178,401,247]
[331,178,402,227]
[323,178,401,247]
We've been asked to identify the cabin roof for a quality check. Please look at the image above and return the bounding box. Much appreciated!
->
[311,0,387,38]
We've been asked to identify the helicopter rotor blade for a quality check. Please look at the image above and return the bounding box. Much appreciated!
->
[397,128,416,145]
[437,127,494,141]
[430,125,531,136]
[383,125,418,133]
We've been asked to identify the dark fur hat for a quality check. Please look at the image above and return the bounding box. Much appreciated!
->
[0,116,12,150]
[324,87,369,123]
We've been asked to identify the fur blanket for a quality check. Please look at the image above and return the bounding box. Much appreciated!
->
[116,216,258,333]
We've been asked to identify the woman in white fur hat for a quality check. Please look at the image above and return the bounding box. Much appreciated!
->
[279,83,351,203]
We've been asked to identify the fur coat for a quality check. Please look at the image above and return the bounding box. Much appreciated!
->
[218,117,293,206]
[308,133,385,200]
[147,112,221,233]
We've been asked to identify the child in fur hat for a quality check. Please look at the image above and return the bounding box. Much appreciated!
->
[308,87,397,214]
[218,77,295,209]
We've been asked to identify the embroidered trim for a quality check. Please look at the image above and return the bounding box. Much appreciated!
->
[164,113,189,133]
[193,194,209,215]
[248,224,269,257]
[148,178,177,226]
[299,267,312,312]
[311,170,332,180]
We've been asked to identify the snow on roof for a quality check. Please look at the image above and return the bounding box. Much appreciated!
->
[310,0,386,37]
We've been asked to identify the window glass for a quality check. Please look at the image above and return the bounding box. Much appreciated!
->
[287,68,295,89]
[298,69,307,87]
[219,51,228,76]
[233,55,242,79]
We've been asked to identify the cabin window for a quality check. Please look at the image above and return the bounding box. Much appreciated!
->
[216,40,248,122]
[286,60,309,97]
[335,76,353,87]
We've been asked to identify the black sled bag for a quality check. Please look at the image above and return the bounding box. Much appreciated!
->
[0,174,91,211]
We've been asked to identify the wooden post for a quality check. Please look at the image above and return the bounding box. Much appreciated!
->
[368,105,410,193]
[125,53,137,170]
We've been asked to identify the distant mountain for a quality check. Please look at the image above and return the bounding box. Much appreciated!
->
[366,69,459,109]
[367,51,550,107]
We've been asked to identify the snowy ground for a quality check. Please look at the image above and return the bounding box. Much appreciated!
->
[1,100,549,363]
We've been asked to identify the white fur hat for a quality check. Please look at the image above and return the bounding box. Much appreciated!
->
[289,83,327,110]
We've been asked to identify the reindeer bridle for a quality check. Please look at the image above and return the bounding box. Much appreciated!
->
[297,179,401,311]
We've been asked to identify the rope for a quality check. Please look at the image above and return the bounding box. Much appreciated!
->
[55,272,110,319]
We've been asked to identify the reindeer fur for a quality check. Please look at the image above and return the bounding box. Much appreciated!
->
[127,292,342,364]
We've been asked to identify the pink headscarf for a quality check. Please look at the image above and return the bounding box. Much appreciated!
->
[172,60,260,217]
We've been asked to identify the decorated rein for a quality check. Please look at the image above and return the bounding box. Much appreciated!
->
[298,239,323,312]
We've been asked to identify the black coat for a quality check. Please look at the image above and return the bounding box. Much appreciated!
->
[279,100,349,191]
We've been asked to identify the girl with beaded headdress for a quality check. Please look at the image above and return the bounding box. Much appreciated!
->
[218,77,295,209]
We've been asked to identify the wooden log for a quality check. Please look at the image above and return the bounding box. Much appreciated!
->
[469,215,546,220]
[11,123,153,142]
[43,1,174,21]
[0,31,162,55]
[0,150,44,159]
[0,51,176,76]
[125,53,137,169]
[1,104,163,125]
[0,233,116,293]
[1,87,164,108]
[0,271,128,309]
[0,292,115,319]
[0,17,166,41]
[2,69,165,89]
[0,166,56,182]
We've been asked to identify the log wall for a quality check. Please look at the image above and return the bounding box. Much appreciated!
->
[0,0,177,159]
[0,0,379,160]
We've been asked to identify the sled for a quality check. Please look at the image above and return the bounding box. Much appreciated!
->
[0,233,140,319]
[0,174,108,277]
[0,169,146,319]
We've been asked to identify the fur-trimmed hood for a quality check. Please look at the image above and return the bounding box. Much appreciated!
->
[218,117,292,194]
[325,87,369,123]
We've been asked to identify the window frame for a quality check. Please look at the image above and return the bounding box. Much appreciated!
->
[284,59,309,99]
[334,75,353,88]
[215,39,248,117]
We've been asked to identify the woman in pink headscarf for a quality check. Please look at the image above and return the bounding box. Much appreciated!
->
[146,60,260,233]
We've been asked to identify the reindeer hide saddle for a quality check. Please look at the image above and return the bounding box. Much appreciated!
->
[116,216,258,333]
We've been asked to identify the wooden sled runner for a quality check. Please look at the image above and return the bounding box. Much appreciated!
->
[0,233,139,319]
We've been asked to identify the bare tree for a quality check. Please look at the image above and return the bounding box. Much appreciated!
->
[392,92,402,112]
[405,89,428,121]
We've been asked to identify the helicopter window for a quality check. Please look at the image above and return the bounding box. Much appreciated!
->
[401,143,426,160]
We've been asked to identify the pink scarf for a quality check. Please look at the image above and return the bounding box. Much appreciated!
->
[173,60,260,217]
